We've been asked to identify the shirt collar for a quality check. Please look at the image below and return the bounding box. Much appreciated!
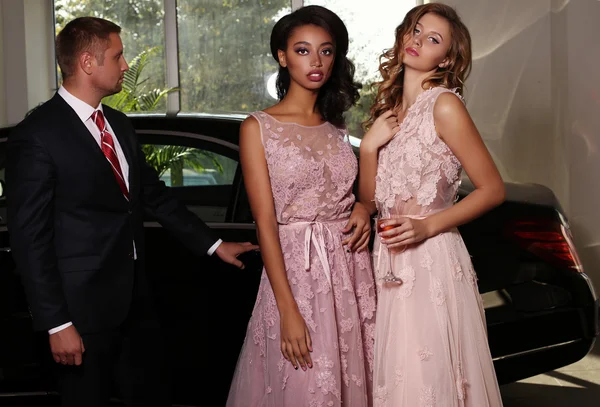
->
[57,86,104,123]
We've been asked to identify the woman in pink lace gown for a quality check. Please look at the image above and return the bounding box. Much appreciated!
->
[359,4,504,407]
[227,6,376,407]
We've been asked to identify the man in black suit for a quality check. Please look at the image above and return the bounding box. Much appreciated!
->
[6,17,257,406]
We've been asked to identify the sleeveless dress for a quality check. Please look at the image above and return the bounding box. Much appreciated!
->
[372,87,503,407]
[226,112,376,407]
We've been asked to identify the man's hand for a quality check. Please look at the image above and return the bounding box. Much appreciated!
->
[215,241,259,269]
[49,325,85,366]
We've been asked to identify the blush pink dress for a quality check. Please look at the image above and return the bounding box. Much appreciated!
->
[372,87,503,407]
[226,112,376,407]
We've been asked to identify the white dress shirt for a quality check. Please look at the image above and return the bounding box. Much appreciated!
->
[49,87,222,335]
[58,86,130,188]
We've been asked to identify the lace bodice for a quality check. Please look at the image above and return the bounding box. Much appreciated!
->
[375,87,463,217]
[251,111,357,224]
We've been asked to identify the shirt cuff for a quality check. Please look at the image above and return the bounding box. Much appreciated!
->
[49,321,73,335]
[207,239,223,256]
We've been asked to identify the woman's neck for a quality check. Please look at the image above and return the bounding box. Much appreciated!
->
[279,81,320,117]
[400,66,433,112]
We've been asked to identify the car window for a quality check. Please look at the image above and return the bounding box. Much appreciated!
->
[143,144,237,187]
[140,136,239,223]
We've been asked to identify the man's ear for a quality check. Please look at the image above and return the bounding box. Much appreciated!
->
[277,49,287,68]
[80,52,94,75]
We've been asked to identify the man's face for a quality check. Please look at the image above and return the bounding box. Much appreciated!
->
[91,33,129,97]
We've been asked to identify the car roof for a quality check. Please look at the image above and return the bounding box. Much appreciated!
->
[0,113,247,142]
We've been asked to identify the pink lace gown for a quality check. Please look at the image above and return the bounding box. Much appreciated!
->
[372,87,503,407]
[226,112,376,407]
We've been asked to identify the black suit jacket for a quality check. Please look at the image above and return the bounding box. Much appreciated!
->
[6,94,218,334]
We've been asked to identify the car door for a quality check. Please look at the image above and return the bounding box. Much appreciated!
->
[135,122,262,406]
[0,130,54,398]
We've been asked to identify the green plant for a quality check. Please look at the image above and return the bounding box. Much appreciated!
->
[103,46,176,112]
[142,144,223,182]
[103,46,222,187]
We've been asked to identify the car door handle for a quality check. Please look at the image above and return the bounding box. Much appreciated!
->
[0,247,11,252]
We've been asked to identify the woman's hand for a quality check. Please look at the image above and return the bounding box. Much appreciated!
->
[342,202,372,252]
[379,217,433,249]
[360,110,400,153]
[280,308,313,371]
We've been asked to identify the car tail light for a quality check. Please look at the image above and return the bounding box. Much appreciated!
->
[506,215,583,272]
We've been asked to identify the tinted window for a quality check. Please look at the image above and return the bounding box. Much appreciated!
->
[140,136,239,223]
[142,144,237,187]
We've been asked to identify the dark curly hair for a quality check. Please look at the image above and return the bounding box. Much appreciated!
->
[270,5,359,127]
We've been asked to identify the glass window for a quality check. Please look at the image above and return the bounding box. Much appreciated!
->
[54,0,168,112]
[304,0,417,139]
[177,0,292,114]
[141,142,238,223]
[142,145,237,187]
[53,0,416,129]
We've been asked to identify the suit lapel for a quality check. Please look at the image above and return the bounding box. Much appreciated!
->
[52,95,134,204]
[53,95,108,166]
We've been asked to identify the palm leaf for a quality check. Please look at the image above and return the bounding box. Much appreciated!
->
[139,88,178,111]
[142,145,190,177]
[103,47,162,110]
[186,150,224,174]
[123,47,159,94]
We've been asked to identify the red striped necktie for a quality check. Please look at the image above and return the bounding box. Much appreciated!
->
[91,110,129,200]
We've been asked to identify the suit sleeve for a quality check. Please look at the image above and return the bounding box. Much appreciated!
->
[6,126,70,331]
[131,125,220,256]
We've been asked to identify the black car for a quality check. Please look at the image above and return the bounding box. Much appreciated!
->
[0,114,598,406]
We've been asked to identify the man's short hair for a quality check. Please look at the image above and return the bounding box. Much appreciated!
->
[56,17,121,79]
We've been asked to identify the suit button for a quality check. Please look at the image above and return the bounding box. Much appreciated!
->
[128,252,134,259]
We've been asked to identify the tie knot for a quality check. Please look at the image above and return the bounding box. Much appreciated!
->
[92,110,106,133]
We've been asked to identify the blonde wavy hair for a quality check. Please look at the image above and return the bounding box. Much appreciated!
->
[365,3,472,129]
